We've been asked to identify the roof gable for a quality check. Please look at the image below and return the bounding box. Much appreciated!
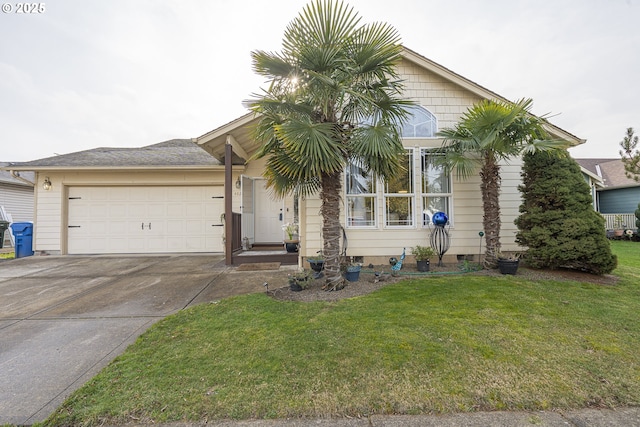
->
[196,46,585,158]
[399,47,584,145]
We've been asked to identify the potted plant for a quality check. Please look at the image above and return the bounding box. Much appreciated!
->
[282,222,299,253]
[613,215,624,237]
[411,245,435,272]
[307,251,324,273]
[497,251,520,275]
[288,269,310,291]
[344,262,362,282]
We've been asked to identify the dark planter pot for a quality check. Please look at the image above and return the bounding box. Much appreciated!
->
[289,281,303,292]
[284,241,299,253]
[416,260,430,272]
[308,260,324,273]
[498,259,519,275]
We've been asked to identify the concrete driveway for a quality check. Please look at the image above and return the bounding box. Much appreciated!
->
[0,254,288,425]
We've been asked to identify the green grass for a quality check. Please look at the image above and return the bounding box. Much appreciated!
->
[0,251,14,259]
[43,241,640,425]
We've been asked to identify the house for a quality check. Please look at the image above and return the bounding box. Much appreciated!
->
[575,158,640,230]
[4,47,584,264]
[0,163,34,248]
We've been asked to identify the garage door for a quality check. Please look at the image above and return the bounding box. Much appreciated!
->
[67,186,224,254]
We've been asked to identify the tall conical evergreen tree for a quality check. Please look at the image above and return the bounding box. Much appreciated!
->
[515,151,617,274]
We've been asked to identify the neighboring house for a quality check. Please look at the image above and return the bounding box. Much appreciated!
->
[5,47,584,264]
[577,164,604,211]
[575,158,640,229]
[0,162,34,247]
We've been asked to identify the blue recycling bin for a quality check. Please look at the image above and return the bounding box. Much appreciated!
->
[10,222,34,258]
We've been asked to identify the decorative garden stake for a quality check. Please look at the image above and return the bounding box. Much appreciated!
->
[478,231,484,264]
[391,248,406,272]
[430,211,450,266]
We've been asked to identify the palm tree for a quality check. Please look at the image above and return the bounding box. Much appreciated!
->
[437,98,566,268]
[246,0,412,290]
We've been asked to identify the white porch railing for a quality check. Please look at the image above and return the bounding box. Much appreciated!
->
[602,213,637,230]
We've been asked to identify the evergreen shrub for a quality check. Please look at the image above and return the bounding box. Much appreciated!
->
[515,151,617,274]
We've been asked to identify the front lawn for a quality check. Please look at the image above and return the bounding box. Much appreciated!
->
[43,241,640,425]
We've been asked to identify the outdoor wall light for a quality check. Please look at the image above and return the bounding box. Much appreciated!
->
[235,176,241,189]
[43,177,52,191]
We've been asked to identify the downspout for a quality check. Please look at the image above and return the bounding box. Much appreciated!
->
[10,170,35,187]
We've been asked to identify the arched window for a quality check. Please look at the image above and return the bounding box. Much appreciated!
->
[401,105,437,138]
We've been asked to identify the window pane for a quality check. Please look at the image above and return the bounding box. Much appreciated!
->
[415,121,436,138]
[422,196,449,226]
[401,106,437,138]
[386,196,413,226]
[385,151,413,193]
[422,159,450,193]
[347,196,376,227]
[346,162,375,194]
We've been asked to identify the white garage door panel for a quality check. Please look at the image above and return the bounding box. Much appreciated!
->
[68,186,224,254]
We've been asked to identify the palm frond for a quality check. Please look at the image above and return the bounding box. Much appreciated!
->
[437,97,566,179]
[349,124,404,179]
[283,0,359,56]
[274,120,346,175]
[251,50,295,79]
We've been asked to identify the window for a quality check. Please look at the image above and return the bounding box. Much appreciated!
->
[384,149,414,226]
[346,161,376,227]
[421,149,451,226]
[401,105,437,138]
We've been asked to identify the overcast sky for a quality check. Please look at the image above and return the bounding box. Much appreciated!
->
[1,0,638,162]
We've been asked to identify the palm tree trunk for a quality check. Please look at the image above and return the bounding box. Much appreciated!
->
[320,170,345,291]
[480,153,502,268]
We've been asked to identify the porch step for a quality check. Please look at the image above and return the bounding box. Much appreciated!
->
[232,249,298,265]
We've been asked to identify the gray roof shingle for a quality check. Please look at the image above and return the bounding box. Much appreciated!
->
[5,139,221,169]
[575,158,638,189]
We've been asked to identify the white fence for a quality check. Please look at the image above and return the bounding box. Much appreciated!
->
[602,213,637,230]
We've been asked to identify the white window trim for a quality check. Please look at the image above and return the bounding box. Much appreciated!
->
[420,148,454,228]
[345,164,378,229]
[383,148,415,228]
[346,194,378,229]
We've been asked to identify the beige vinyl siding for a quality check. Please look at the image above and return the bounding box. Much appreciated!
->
[398,59,483,129]
[498,159,525,252]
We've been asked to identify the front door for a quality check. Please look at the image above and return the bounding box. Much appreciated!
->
[253,180,283,244]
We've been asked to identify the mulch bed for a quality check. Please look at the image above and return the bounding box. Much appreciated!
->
[268,263,619,302]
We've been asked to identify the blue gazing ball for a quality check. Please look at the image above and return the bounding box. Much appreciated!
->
[432,211,448,226]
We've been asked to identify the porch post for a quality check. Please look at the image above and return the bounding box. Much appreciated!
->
[225,141,233,265]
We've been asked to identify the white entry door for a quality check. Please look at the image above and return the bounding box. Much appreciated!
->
[67,186,224,254]
[253,180,283,243]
